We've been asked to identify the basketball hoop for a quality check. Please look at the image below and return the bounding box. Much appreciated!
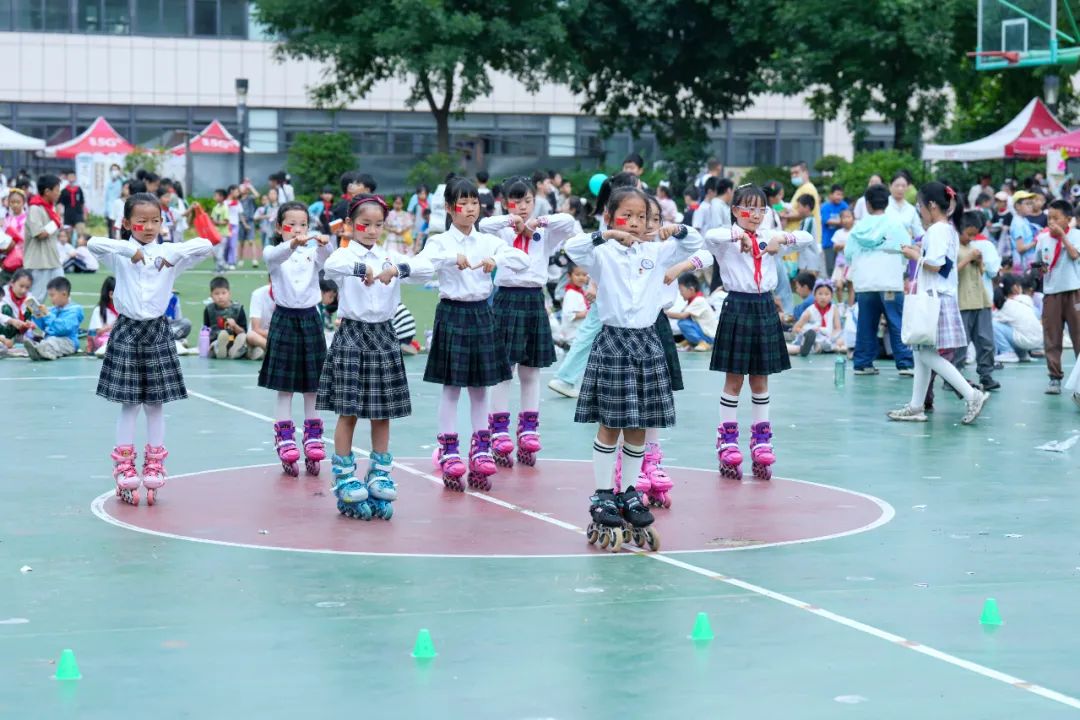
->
[967,50,1022,65]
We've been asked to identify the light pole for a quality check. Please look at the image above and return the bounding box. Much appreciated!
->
[1044,74,1061,116]
[236,78,249,183]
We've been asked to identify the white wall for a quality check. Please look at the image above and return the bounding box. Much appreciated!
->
[0,31,858,158]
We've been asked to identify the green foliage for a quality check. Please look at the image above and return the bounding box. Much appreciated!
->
[405,152,463,191]
[655,130,711,195]
[814,155,846,174]
[932,160,1045,192]
[739,165,793,198]
[123,148,163,178]
[829,150,922,199]
[768,0,959,150]
[286,132,355,196]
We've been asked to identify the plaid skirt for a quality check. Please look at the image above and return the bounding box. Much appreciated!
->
[258,306,326,393]
[494,286,556,368]
[654,310,684,392]
[710,291,791,375]
[575,325,676,429]
[316,319,411,419]
[933,294,968,351]
[97,315,186,404]
[424,299,511,387]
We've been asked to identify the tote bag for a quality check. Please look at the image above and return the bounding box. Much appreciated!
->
[900,256,941,347]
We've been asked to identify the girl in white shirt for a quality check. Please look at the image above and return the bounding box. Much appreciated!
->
[479,176,577,469]
[416,178,530,492]
[704,184,813,482]
[87,275,118,355]
[318,195,434,520]
[888,182,989,425]
[564,187,703,552]
[258,201,333,478]
[88,193,213,506]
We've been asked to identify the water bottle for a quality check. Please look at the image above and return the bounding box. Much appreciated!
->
[424,329,433,350]
[198,326,211,358]
[834,355,846,388]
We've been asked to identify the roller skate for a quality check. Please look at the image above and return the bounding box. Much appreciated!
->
[332,453,372,520]
[515,411,541,466]
[488,412,515,468]
[467,430,497,491]
[141,444,168,506]
[433,433,467,492]
[302,419,325,476]
[642,442,672,508]
[274,420,301,477]
[749,422,775,481]
[364,451,397,521]
[717,422,743,480]
[112,444,141,506]
[618,486,661,551]
[586,489,624,552]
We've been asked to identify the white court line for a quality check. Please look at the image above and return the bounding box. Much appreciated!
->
[170,388,1080,710]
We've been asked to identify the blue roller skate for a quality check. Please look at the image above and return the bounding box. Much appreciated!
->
[364,451,397,521]
[332,453,373,520]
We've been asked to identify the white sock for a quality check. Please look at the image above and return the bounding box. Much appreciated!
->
[303,392,317,418]
[645,427,660,444]
[491,377,513,415]
[720,392,739,423]
[622,442,646,485]
[438,385,462,435]
[518,365,541,412]
[144,403,165,446]
[116,403,139,446]
[467,386,489,434]
[592,439,618,490]
[276,391,292,422]
[751,393,770,424]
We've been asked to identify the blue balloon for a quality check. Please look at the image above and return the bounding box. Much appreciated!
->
[588,173,607,196]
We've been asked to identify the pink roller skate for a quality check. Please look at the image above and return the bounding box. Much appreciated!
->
[717,423,743,480]
[516,411,541,466]
[112,444,140,506]
[468,430,498,491]
[142,444,168,506]
[274,420,301,477]
[434,433,467,491]
[749,422,775,481]
[302,419,325,476]
[488,412,515,468]
[642,442,672,508]
[613,450,623,492]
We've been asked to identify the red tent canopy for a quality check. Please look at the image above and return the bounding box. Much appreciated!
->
[41,117,134,158]
[1011,126,1080,156]
[922,98,1067,161]
[170,120,241,155]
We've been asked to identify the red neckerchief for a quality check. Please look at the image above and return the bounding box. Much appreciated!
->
[6,285,27,318]
[4,213,25,243]
[814,302,831,327]
[268,282,274,301]
[322,206,332,226]
[565,283,590,309]
[747,230,763,289]
[1041,228,1066,272]
[28,195,61,226]
[513,225,530,252]
[66,185,79,206]
[107,301,117,316]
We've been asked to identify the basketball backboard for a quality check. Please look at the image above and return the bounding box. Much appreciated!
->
[975,0,1080,69]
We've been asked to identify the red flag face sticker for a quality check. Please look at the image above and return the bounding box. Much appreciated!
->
[455,204,464,213]
[356,224,368,232]
[507,202,517,210]
[282,224,292,233]
[132,223,145,232]
[614,217,628,227]
[738,210,751,219]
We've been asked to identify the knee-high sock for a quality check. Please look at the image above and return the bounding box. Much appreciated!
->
[622,442,646,484]
[518,365,541,412]
[720,392,739,423]
[144,403,165,446]
[116,403,139,446]
[592,439,618,490]
[751,393,770,424]
[303,392,317,418]
[910,347,974,408]
[439,385,462,434]
[276,391,292,422]
[467,386,488,433]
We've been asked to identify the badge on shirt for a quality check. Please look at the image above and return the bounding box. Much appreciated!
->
[382,260,394,270]
[532,232,542,242]
[639,258,655,275]
[758,240,768,252]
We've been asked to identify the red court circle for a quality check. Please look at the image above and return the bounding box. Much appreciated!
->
[91,458,892,557]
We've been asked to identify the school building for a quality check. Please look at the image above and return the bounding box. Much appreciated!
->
[0,1,894,193]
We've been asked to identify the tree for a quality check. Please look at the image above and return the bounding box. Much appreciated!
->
[286,131,354,196]
[768,0,961,150]
[251,0,566,155]
[559,0,775,163]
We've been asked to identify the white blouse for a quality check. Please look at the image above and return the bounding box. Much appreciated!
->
[263,239,333,309]
[323,241,434,324]
[704,228,812,294]
[415,225,529,302]
[87,237,213,320]
[478,213,577,288]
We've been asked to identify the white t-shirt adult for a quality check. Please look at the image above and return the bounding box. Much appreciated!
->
[249,284,275,331]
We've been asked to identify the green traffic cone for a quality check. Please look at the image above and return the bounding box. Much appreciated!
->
[55,649,81,680]
[411,629,437,659]
[980,598,1003,626]
[690,612,714,642]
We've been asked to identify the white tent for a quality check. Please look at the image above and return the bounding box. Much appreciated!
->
[922,98,1066,161]
[0,124,45,151]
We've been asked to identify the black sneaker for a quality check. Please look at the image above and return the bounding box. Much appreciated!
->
[981,378,1001,391]
[799,330,817,357]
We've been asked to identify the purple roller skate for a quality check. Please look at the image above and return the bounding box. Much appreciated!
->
[516,411,541,466]
[749,422,774,481]
[717,422,743,480]
[468,430,498,491]
[434,433,467,491]
[488,412,515,468]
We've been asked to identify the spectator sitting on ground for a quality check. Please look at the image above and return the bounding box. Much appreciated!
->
[203,275,248,359]
[24,276,82,361]
[993,275,1043,363]
[666,273,717,352]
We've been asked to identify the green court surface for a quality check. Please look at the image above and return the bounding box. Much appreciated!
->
[4,323,1080,718]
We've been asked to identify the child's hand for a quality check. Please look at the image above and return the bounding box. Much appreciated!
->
[315,234,330,246]
[130,248,145,264]
[663,266,681,285]
[507,214,525,233]
[456,253,470,270]
[33,304,47,318]
[764,237,782,255]
[473,257,496,273]
[156,257,173,271]
[607,230,637,247]
[585,287,596,304]
[363,269,376,286]
[524,218,540,233]
[730,225,746,243]
[225,318,241,333]
[657,224,681,241]
[901,244,921,260]
[376,266,399,285]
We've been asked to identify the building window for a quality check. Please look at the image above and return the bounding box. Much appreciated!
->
[15,0,71,31]
[220,0,244,37]
[548,116,575,158]
[77,0,130,33]
[193,0,216,34]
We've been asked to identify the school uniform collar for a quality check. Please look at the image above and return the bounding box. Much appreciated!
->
[446,224,475,243]
[355,242,381,258]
